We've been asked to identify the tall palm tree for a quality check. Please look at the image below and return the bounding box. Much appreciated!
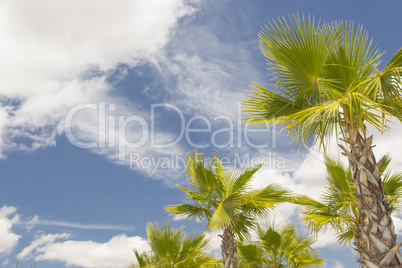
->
[166,150,291,268]
[130,222,220,268]
[293,155,402,246]
[243,14,402,267]
[238,222,324,268]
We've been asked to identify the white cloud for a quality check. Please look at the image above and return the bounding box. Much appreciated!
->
[0,0,195,158]
[314,229,339,249]
[156,53,246,117]
[172,214,188,222]
[369,118,402,171]
[0,206,21,254]
[391,211,402,237]
[332,261,344,268]
[20,233,148,268]
[18,233,70,260]
[204,231,222,258]
[0,0,194,90]
[251,153,328,202]
[149,3,267,120]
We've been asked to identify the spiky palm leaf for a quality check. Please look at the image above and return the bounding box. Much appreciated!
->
[130,222,220,268]
[238,222,324,268]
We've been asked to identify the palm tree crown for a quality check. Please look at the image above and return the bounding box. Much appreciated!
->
[166,150,291,268]
[243,14,402,148]
[238,222,324,268]
[131,222,219,268]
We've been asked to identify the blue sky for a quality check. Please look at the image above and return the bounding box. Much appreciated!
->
[1,0,402,267]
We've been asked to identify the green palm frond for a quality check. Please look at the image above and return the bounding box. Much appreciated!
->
[248,183,291,204]
[326,21,380,89]
[237,244,266,268]
[231,164,262,193]
[232,213,256,242]
[336,225,355,245]
[363,47,402,119]
[383,170,402,210]
[260,14,339,104]
[207,200,236,231]
[378,154,392,175]
[147,222,183,262]
[166,203,212,222]
[383,171,402,196]
[301,207,354,235]
[185,150,219,198]
[132,250,152,268]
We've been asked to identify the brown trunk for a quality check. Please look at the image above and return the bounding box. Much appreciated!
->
[220,227,237,268]
[340,117,402,267]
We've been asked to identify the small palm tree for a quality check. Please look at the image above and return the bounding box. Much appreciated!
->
[243,14,402,267]
[293,155,402,245]
[166,150,291,268]
[130,222,220,268]
[238,222,324,268]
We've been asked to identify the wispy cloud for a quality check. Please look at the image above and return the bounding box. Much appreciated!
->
[0,0,196,157]
[26,216,135,232]
[18,233,70,260]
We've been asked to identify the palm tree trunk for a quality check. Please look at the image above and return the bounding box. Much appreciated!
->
[221,227,237,268]
[340,117,402,267]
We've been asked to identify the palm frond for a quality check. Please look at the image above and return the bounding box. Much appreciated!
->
[133,249,152,268]
[383,170,402,210]
[378,154,392,175]
[231,164,262,193]
[260,14,339,104]
[207,201,235,231]
[166,203,212,222]
[248,183,292,206]
[186,150,218,197]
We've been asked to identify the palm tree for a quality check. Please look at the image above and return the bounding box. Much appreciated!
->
[130,222,220,268]
[166,150,291,268]
[238,222,324,268]
[293,155,402,246]
[243,14,402,267]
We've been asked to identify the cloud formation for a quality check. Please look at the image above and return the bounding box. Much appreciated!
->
[26,216,135,232]
[21,234,148,268]
[0,206,21,254]
[0,0,195,157]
